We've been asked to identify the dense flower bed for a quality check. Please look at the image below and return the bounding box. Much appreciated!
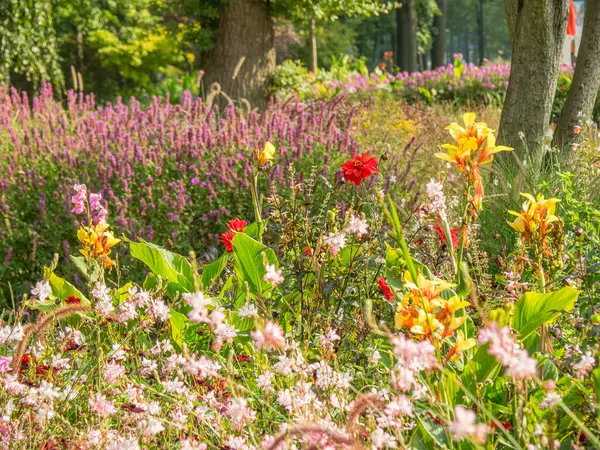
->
[274,59,588,122]
[0,84,420,304]
[0,111,599,449]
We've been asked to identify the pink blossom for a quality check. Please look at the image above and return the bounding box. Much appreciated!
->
[264,263,284,286]
[88,392,117,416]
[448,406,490,443]
[103,361,126,383]
[251,321,285,351]
[478,322,537,379]
[573,351,595,378]
[0,356,12,373]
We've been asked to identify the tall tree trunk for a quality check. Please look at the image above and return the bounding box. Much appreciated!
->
[431,0,448,68]
[553,0,600,151]
[498,0,569,153]
[308,16,318,73]
[396,0,417,72]
[463,26,470,63]
[202,0,275,107]
[477,0,485,64]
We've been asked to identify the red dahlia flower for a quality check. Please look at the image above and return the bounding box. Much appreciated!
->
[378,276,394,301]
[340,151,378,185]
[220,218,248,252]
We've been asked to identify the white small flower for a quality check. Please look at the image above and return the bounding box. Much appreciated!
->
[345,214,369,237]
[574,351,596,378]
[540,391,562,409]
[323,232,346,256]
[31,281,51,302]
[263,264,284,286]
[238,303,258,318]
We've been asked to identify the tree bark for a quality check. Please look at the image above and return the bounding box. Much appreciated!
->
[308,15,318,73]
[431,0,448,68]
[202,0,276,107]
[553,0,600,151]
[477,0,485,64]
[498,0,569,154]
[396,0,417,72]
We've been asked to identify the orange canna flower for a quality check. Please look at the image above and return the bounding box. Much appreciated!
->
[435,113,512,210]
[78,221,120,269]
[507,193,560,246]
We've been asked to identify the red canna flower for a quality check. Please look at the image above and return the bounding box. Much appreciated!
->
[66,296,81,304]
[303,246,312,256]
[432,225,460,249]
[340,151,378,186]
[220,218,248,252]
[378,276,395,301]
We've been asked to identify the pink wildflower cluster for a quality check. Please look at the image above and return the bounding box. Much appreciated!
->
[251,321,285,351]
[71,183,107,225]
[478,322,537,378]
[184,291,237,349]
[390,333,438,392]
[448,405,491,444]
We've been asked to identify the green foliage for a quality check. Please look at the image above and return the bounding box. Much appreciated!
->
[513,287,579,343]
[0,0,64,89]
[128,239,194,293]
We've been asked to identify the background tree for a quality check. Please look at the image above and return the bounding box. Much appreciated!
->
[553,0,600,152]
[396,0,418,72]
[0,0,64,90]
[202,0,393,105]
[431,0,447,67]
[498,0,569,153]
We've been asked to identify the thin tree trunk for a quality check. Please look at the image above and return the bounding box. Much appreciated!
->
[202,0,275,107]
[308,16,318,73]
[431,0,448,68]
[477,0,485,64]
[553,0,600,151]
[463,26,470,63]
[498,0,569,154]
[396,0,417,72]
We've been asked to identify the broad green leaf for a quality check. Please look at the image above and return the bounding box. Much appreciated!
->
[513,286,580,342]
[31,270,90,312]
[416,410,449,448]
[128,239,194,293]
[70,255,88,277]
[336,244,363,267]
[592,367,600,405]
[418,87,432,104]
[169,310,189,347]
[454,56,464,79]
[232,233,278,296]
[70,255,102,282]
[49,269,89,305]
[144,273,159,291]
[201,253,230,289]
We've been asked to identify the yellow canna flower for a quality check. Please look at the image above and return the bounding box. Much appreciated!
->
[257,142,276,167]
[403,271,455,304]
[507,193,560,245]
[396,271,471,342]
[445,330,477,362]
[410,309,443,337]
[435,113,513,211]
[78,221,121,269]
